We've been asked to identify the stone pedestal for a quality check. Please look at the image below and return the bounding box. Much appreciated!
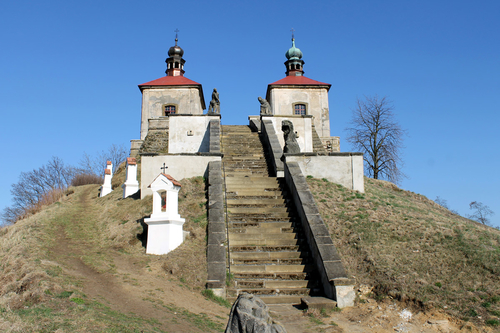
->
[144,173,185,255]
[144,217,185,255]
[122,157,139,198]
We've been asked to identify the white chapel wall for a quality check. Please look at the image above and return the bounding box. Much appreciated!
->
[268,87,330,138]
[140,87,204,140]
[168,116,218,153]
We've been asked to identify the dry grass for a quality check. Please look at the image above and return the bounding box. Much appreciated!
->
[0,174,223,332]
[307,176,500,328]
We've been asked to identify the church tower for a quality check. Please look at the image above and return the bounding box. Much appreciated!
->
[137,34,206,141]
[266,35,338,151]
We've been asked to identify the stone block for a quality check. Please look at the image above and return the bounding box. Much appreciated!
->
[302,203,320,216]
[334,285,355,308]
[301,296,337,310]
[306,214,324,225]
[297,191,316,205]
[207,244,226,263]
[208,222,225,234]
[324,261,348,279]
[317,244,341,261]
[207,232,226,245]
[208,199,223,210]
[309,223,329,237]
[315,235,334,245]
[207,261,226,284]
[208,208,224,220]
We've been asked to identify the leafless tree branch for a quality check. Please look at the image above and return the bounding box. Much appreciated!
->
[346,95,407,184]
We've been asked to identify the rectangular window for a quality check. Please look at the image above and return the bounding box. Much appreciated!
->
[294,104,306,115]
[164,105,176,115]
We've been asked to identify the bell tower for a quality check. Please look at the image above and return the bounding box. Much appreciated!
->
[284,32,305,76]
[165,30,185,77]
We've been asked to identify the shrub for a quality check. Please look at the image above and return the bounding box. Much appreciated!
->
[71,173,103,187]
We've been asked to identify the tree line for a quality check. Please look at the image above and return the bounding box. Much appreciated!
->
[1,144,128,226]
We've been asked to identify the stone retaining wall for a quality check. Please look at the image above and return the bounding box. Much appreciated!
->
[260,119,284,177]
[284,161,355,307]
[206,161,226,296]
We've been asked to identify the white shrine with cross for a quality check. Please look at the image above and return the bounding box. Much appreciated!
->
[144,173,186,255]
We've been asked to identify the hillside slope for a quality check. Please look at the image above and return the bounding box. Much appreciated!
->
[308,177,500,330]
[0,175,229,332]
[1,169,499,332]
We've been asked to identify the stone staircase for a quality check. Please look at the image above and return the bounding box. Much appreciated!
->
[221,125,321,304]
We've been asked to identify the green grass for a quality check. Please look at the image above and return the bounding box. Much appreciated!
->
[202,289,232,308]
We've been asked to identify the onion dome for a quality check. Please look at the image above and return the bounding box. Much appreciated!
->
[165,34,186,77]
[285,39,303,60]
[284,37,305,76]
[168,37,184,57]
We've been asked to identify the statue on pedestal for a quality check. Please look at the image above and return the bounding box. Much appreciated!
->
[208,88,220,114]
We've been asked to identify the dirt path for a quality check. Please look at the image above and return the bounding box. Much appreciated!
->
[48,186,228,332]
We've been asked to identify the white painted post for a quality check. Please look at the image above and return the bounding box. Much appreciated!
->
[100,168,113,197]
[144,174,185,255]
[122,157,139,198]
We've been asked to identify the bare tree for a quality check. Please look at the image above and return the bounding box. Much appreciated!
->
[1,156,75,225]
[346,95,406,184]
[79,144,128,175]
[468,201,494,225]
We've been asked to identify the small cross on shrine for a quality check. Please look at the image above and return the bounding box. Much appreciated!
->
[290,28,295,39]
[160,163,168,173]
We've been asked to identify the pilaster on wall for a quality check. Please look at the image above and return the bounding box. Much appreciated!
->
[206,161,226,296]
[260,119,284,177]
[284,161,355,307]
[209,119,221,153]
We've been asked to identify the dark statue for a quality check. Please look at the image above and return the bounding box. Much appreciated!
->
[282,120,300,153]
[258,97,271,115]
[208,88,220,114]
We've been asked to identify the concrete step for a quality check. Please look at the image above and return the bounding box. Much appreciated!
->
[230,264,312,274]
[228,232,297,242]
[226,295,304,305]
[230,251,303,261]
[228,221,293,229]
[228,238,301,247]
[230,226,294,234]
[228,217,292,223]
[226,189,281,197]
[227,207,288,214]
[225,177,278,184]
[227,287,310,297]
[232,271,308,280]
[234,279,313,289]
[226,198,285,206]
[229,245,301,252]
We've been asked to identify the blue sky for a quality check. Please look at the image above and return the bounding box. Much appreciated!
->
[1,0,499,227]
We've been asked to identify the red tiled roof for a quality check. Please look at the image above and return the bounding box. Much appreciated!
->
[268,76,331,87]
[163,173,182,187]
[139,76,201,87]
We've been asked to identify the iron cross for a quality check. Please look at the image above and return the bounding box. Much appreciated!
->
[160,163,168,173]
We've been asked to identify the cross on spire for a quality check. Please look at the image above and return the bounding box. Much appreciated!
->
[160,163,168,174]
[174,28,179,45]
[290,28,295,40]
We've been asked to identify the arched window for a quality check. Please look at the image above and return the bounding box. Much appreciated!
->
[294,104,306,115]
[164,105,176,115]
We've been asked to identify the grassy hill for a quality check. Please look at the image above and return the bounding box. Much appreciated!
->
[1,165,499,331]
[308,177,500,329]
[0,165,229,332]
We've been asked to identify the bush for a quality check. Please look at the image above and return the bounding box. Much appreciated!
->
[71,173,103,187]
